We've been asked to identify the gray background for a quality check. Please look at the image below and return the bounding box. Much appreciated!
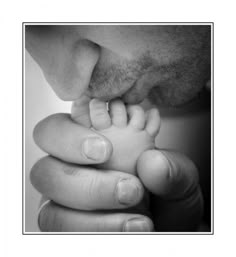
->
[25,52,71,232]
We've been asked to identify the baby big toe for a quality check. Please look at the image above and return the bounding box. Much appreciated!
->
[89,99,111,130]
[109,99,127,127]
[145,108,161,137]
[127,105,145,130]
[71,95,91,127]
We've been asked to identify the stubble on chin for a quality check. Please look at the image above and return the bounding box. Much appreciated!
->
[88,50,210,107]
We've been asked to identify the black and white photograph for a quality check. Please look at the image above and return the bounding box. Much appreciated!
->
[3,0,236,256]
[23,23,212,233]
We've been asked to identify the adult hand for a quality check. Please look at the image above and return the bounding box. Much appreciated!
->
[137,149,203,231]
[26,26,204,232]
[31,96,152,232]
[30,98,203,232]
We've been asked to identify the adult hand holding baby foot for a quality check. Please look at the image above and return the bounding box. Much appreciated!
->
[31,96,154,231]
[87,97,203,231]
[26,25,210,232]
[31,96,203,232]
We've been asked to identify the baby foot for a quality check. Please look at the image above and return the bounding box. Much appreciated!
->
[89,98,161,175]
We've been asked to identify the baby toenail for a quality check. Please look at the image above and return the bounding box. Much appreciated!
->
[82,137,109,161]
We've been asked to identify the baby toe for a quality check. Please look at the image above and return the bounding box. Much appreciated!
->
[109,99,127,127]
[145,108,161,137]
[71,95,91,127]
[89,99,111,130]
[127,105,145,130]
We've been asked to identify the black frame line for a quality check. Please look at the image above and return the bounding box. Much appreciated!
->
[22,22,214,235]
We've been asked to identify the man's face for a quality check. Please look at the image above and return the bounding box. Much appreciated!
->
[26,25,211,106]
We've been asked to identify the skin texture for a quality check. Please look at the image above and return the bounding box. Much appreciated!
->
[89,99,160,175]
[26,25,210,105]
[27,25,210,232]
[31,112,204,231]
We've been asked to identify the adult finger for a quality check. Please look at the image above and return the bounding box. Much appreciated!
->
[137,149,200,199]
[38,200,154,232]
[30,156,144,210]
[33,113,112,164]
[137,149,203,231]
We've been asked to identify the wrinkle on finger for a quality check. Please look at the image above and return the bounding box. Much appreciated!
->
[30,156,143,211]
[38,201,153,232]
[137,149,200,200]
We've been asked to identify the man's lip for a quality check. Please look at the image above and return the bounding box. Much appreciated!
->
[122,88,145,104]
[100,86,146,104]
[89,71,158,104]
[122,75,155,104]
[89,81,142,103]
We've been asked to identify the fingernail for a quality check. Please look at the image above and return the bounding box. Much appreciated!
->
[82,137,108,161]
[117,179,140,205]
[123,218,152,232]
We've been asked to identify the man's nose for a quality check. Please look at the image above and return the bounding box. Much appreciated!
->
[58,39,100,101]
[43,38,101,101]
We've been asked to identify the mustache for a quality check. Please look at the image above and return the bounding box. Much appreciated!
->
[87,53,210,106]
[88,55,179,103]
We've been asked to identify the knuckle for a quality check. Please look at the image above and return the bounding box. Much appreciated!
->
[61,163,83,176]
